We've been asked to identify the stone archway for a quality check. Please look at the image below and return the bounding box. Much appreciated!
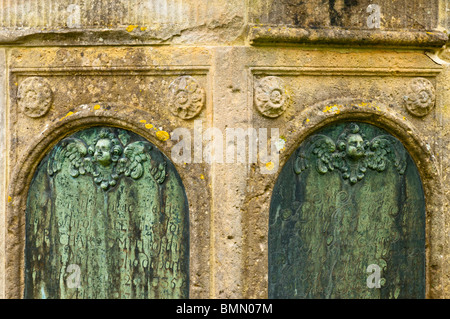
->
[242,98,443,299]
[5,104,211,299]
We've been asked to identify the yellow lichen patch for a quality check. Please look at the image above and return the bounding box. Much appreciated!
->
[306,118,310,123]
[156,130,170,141]
[60,111,74,121]
[8,196,12,203]
[370,103,382,112]
[145,123,153,129]
[140,26,147,31]
[93,104,101,110]
[126,25,138,32]
[140,119,147,123]
[322,102,381,115]
[322,104,342,114]
[276,136,287,153]
[354,101,381,112]
[200,174,205,180]
[266,161,275,171]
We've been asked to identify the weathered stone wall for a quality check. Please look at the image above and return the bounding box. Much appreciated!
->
[1,0,450,299]
[250,0,440,29]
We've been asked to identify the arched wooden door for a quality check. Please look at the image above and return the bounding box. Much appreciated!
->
[268,122,425,299]
[25,126,189,299]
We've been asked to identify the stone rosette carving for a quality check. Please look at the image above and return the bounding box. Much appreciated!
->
[17,76,53,118]
[294,123,407,184]
[168,75,205,119]
[403,77,435,117]
[254,76,289,118]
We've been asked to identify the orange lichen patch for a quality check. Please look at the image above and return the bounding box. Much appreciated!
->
[322,102,382,115]
[126,25,138,32]
[322,104,342,114]
[60,111,74,121]
[276,136,286,152]
[357,101,382,112]
[156,130,170,141]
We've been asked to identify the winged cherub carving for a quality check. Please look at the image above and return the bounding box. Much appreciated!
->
[47,128,167,190]
[294,123,407,184]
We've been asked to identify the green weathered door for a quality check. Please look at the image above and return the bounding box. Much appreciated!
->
[268,122,425,299]
[25,127,189,299]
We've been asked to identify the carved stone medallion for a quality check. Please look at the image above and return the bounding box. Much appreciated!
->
[168,75,205,119]
[254,76,289,118]
[403,77,435,117]
[17,76,53,118]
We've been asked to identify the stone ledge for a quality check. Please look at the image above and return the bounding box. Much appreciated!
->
[249,25,449,49]
[0,28,172,46]
[2,24,448,49]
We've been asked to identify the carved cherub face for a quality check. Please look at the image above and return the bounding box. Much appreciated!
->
[346,134,365,159]
[94,138,112,166]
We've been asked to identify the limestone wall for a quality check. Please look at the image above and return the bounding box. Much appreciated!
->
[1,0,450,299]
